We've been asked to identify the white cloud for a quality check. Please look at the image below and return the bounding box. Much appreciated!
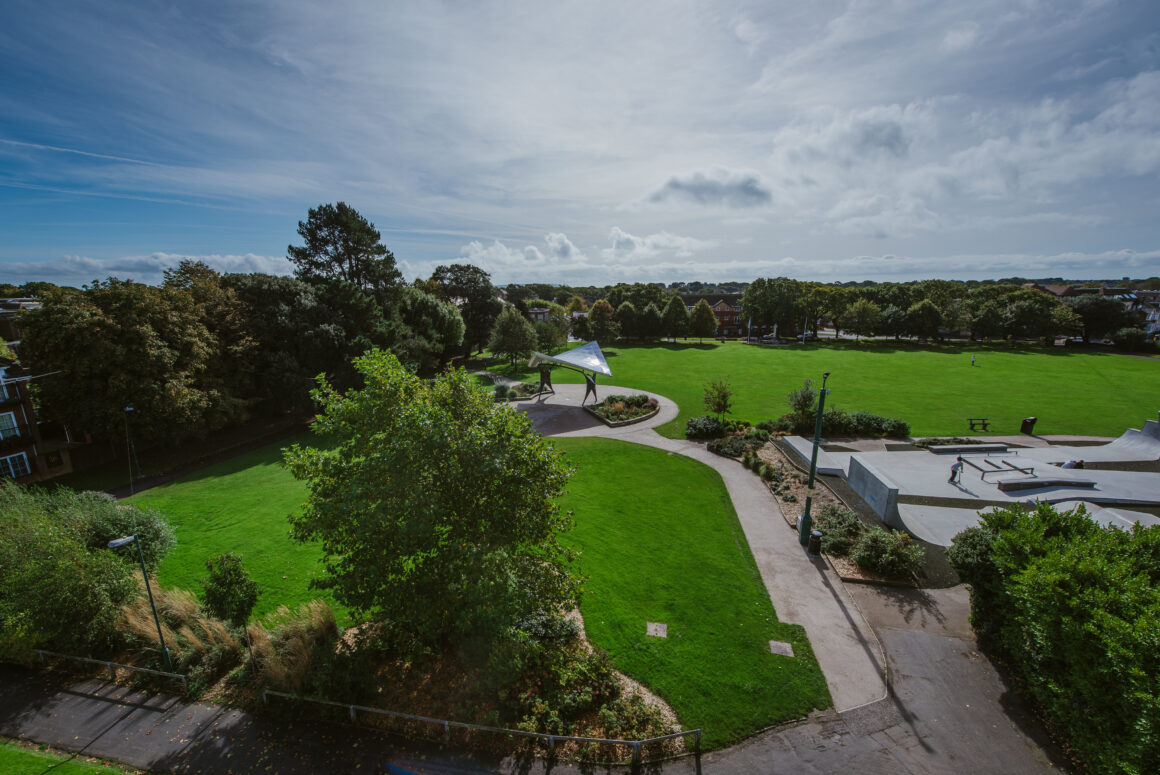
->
[0,253,292,286]
[940,22,980,54]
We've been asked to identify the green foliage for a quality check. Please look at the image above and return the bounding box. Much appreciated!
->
[787,379,818,420]
[287,202,402,293]
[488,305,538,368]
[741,277,803,334]
[285,350,578,654]
[426,264,503,356]
[706,435,752,458]
[813,505,865,557]
[661,295,690,340]
[395,284,465,375]
[702,378,734,421]
[685,415,725,439]
[613,300,638,339]
[689,299,718,341]
[851,527,923,577]
[947,503,1160,775]
[591,394,657,422]
[201,553,260,627]
[841,298,881,339]
[587,299,618,342]
[0,484,138,655]
[1066,294,1136,342]
[1113,326,1148,351]
[20,278,244,442]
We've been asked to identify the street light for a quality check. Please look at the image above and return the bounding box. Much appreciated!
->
[798,371,831,546]
[108,534,173,670]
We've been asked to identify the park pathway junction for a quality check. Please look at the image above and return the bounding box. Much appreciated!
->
[1,377,1094,773]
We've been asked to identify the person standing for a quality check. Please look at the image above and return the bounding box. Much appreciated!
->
[971,355,977,367]
[949,456,964,483]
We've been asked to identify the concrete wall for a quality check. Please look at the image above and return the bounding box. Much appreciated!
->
[848,456,901,529]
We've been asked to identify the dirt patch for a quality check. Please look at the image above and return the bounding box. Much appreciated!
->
[755,442,842,528]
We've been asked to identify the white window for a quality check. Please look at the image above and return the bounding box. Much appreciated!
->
[0,451,30,479]
[0,411,18,440]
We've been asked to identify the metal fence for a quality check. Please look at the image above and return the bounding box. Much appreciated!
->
[262,689,701,764]
[35,649,187,687]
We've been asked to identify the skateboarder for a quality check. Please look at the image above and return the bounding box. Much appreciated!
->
[948,456,964,483]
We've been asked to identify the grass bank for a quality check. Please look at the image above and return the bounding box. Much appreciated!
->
[554,436,829,748]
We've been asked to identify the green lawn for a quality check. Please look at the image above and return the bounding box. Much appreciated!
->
[0,740,137,774]
[127,430,828,748]
[127,435,348,623]
[554,437,829,748]
[571,341,1159,438]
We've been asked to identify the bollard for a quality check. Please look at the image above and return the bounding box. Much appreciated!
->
[694,729,702,755]
[350,705,357,722]
[548,735,554,755]
[632,741,641,765]
[444,721,450,743]
[107,662,115,680]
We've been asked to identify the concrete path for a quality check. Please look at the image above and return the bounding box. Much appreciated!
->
[0,385,1067,773]
[520,384,887,712]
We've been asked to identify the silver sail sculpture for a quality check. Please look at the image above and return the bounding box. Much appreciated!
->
[528,341,612,376]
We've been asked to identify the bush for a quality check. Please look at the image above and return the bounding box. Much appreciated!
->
[812,505,865,557]
[1112,326,1148,351]
[852,527,923,577]
[744,427,770,444]
[201,553,260,627]
[685,415,725,439]
[494,384,509,402]
[707,436,752,458]
[947,503,1160,775]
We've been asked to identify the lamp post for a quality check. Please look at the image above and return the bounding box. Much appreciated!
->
[798,372,831,546]
[108,535,173,670]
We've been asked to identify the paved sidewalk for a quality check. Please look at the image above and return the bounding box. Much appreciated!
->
[522,384,886,712]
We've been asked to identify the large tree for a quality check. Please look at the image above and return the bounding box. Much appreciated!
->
[285,351,578,652]
[488,305,537,368]
[287,202,402,295]
[742,277,803,335]
[587,299,618,342]
[426,264,503,356]
[841,298,881,341]
[394,285,465,375]
[690,299,718,342]
[661,295,689,341]
[1065,295,1135,342]
[21,280,237,442]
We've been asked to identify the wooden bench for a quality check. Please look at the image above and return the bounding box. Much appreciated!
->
[968,418,991,432]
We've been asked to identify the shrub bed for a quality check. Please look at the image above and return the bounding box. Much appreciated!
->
[812,505,864,557]
[766,409,910,438]
[851,528,923,578]
[590,394,658,423]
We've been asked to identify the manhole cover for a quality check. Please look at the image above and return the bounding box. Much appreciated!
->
[646,622,668,638]
[769,640,795,657]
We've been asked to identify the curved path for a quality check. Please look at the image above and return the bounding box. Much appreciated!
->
[0,386,1064,774]
[519,384,886,713]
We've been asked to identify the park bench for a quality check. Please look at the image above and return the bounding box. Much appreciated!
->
[968,418,991,432]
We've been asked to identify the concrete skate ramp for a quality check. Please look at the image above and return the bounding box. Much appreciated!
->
[1024,417,1160,463]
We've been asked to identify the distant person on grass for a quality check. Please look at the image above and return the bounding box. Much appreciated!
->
[948,456,964,484]
[971,355,976,367]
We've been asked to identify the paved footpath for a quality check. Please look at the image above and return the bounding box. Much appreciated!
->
[0,385,1067,773]
[522,384,886,712]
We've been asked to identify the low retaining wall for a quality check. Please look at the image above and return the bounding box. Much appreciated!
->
[847,456,901,529]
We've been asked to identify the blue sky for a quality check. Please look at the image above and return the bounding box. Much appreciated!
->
[1,0,1158,287]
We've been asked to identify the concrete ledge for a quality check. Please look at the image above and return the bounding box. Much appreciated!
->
[782,436,846,476]
[998,477,1096,492]
[928,443,1009,455]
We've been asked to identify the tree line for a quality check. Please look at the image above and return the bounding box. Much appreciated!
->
[16,203,505,444]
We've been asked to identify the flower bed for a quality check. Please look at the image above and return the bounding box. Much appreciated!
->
[586,394,659,426]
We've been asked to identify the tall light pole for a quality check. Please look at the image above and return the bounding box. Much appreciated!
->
[108,534,173,670]
[799,372,831,546]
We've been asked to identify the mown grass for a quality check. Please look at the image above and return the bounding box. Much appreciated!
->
[127,428,827,748]
[127,435,349,623]
[573,341,1160,438]
[0,740,138,774]
[554,436,829,748]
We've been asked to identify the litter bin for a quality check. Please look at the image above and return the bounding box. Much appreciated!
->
[808,530,823,555]
[1020,416,1037,435]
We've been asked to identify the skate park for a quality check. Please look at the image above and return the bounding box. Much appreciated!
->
[784,413,1160,546]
